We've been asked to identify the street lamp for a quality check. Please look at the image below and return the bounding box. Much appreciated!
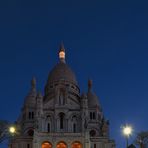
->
[122,124,133,148]
[0,121,17,143]
[9,126,16,134]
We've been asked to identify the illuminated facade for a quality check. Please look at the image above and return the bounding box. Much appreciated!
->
[9,44,115,148]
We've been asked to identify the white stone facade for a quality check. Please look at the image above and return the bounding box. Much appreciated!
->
[9,45,115,148]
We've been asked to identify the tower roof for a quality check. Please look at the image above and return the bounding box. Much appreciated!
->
[24,77,37,106]
[87,79,100,108]
[87,91,99,107]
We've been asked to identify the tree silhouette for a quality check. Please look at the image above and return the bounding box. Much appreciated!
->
[135,131,148,148]
[0,120,9,143]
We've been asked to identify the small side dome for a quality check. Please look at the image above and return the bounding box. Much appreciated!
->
[87,79,100,108]
[24,77,37,106]
[87,91,99,107]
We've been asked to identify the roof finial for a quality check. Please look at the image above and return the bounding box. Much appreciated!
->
[59,42,66,63]
[31,77,36,90]
[88,79,92,91]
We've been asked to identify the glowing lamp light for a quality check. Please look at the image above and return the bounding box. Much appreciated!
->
[122,125,133,137]
[9,126,16,134]
[121,124,133,147]
[59,51,65,59]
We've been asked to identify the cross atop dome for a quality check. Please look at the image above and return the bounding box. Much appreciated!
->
[59,42,66,63]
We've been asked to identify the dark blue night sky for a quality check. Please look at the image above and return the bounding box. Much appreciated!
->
[0,0,148,147]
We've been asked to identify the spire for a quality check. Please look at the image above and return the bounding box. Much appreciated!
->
[31,77,36,92]
[29,77,36,95]
[24,77,37,106]
[88,79,92,92]
[59,42,66,63]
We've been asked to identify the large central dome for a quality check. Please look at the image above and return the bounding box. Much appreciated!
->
[47,62,78,85]
[45,44,79,96]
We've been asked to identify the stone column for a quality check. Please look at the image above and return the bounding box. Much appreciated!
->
[84,130,90,148]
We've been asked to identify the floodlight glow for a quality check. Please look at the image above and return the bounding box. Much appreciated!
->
[59,51,65,59]
[9,126,16,134]
[122,125,133,137]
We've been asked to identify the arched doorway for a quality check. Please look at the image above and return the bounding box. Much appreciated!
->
[89,130,96,137]
[57,142,67,148]
[71,142,82,148]
[27,129,34,136]
[42,142,52,148]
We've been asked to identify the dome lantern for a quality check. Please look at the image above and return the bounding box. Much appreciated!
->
[59,42,65,63]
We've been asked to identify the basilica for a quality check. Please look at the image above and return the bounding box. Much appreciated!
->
[9,44,115,148]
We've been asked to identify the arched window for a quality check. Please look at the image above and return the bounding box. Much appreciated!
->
[94,144,96,148]
[28,112,34,119]
[57,142,67,148]
[47,123,50,132]
[90,112,92,119]
[93,112,96,119]
[73,123,76,133]
[27,144,30,148]
[29,112,31,119]
[59,113,65,129]
[42,142,52,148]
[32,112,34,119]
[71,142,82,148]
[59,90,65,105]
[72,115,78,133]
[89,130,96,137]
[27,129,34,136]
[46,115,52,132]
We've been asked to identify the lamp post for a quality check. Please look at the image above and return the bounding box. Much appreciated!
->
[122,125,133,148]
